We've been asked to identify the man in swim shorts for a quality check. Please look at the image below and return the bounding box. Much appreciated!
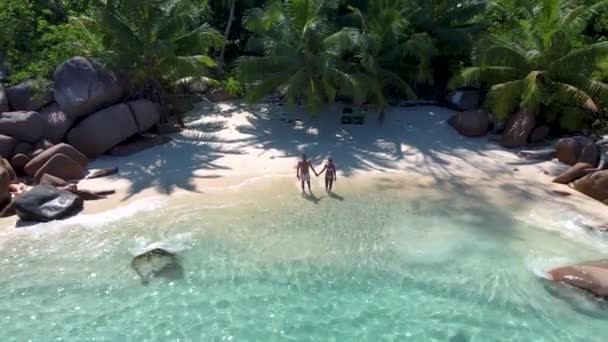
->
[297,154,317,193]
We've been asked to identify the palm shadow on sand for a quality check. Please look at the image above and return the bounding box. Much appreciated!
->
[90,119,243,201]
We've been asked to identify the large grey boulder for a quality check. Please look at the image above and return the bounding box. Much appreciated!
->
[0,162,11,208]
[33,153,86,183]
[24,143,87,177]
[0,135,16,159]
[13,184,83,222]
[5,80,52,111]
[0,85,8,113]
[446,88,481,111]
[573,170,608,204]
[108,135,170,157]
[501,110,535,148]
[552,162,595,184]
[39,103,74,143]
[447,109,489,137]
[53,57,123,119]
[0,111,47,143]
[556,136,599,167]
[128,99,161,132]
[67,103,138,157]
[548,260,608,299]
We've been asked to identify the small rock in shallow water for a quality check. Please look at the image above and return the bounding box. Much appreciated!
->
[548,260,608,299]
[131,248,184,284]
[448,331,469,342]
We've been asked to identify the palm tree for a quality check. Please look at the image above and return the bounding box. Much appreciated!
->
[85,0,223,121]
[215,0,258,74]
[451,0,608,130]
[406,0,486,56]
[237,0,361,112]
[346,0,435,121]
[403,0,487,99]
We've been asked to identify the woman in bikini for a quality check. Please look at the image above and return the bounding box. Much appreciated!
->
[317,158,337,192]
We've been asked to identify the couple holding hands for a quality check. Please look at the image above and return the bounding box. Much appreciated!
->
[296,154,337,194]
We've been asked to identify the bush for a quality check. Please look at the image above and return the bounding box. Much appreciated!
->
[223,76,245,97]
[8,17,96,85]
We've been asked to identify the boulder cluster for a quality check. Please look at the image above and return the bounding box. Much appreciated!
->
[0,57,165,222]
[446,88,608,207]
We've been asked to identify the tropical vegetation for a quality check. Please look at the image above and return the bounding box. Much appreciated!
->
[1,0,607,131]
[451,0,608,130]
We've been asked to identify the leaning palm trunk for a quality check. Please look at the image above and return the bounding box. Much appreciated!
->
[219,0,236,74]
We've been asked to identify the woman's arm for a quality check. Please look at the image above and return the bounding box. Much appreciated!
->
[311,164,320,177]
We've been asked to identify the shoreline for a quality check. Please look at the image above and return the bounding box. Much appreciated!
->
[1,101,607,236]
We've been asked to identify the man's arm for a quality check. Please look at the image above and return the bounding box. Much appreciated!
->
[310,164,318,177]
[334,166,337,181]
[296,163,301,179]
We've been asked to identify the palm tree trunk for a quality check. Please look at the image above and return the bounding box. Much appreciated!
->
[219,0,236,74]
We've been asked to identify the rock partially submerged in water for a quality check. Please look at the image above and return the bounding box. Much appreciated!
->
[548,260,608,299]
[131,248,184,284]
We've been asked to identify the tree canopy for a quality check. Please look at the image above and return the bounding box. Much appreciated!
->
[1,0,607,131]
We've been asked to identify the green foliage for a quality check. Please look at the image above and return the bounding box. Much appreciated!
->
[345,0,435,111]
[238,0,362,112]
[2,0,607,132]
[9,17,96,84]
[83,0,223,120]
[0,0,94,84]
[223,76,245,97]
[451,0,608,131]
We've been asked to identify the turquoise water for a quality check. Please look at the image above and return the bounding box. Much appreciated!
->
[1,182,608,341]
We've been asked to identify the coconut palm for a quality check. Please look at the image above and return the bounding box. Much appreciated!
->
[346,0,436,120]
[237,0,361,112]
[215,0,259,74]
[451,0,608,130]
[85,0,223,121]
[406,0,486,57]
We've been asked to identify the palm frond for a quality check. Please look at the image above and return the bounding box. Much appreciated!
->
[550,42,608,76]
[551,81,599,113]
[520,70,544,114]
[485,80,524,120]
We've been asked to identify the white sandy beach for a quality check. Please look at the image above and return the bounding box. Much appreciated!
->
[1,101,607,230]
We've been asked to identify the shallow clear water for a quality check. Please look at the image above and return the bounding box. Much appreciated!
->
[1,182,608,341]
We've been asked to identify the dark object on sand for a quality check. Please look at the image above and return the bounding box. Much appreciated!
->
[131,248,184,284]
[342,107,353,114]
[551,190,572,197]
[517,149,556,161]
[69,188,112,201]
[341,116,364,125]
[13,184,83,222]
